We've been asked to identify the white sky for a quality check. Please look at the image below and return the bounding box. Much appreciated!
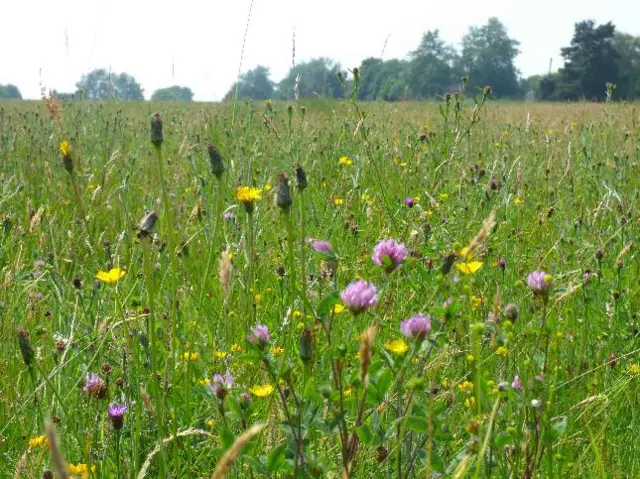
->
[2,0,639,101]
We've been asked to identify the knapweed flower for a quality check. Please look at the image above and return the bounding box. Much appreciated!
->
[208,371,234,399]
[83,373,107,399]
[400,313,431,341]
[309,239,333,254]
[511,375,522,390]
[504,303,520,322]
[107,403,128,430]
[384,338,409,355]
[247,324,270,346]
[249,384,274,397]
[527,270,553,299]
[372,239,408,273]
[341,280,378,315]
[404,197,415,208]
[28,435,49,448]
[96,267,126,285]
[338,156,352,166]
[236,186,262,214]
[275,172,292,210]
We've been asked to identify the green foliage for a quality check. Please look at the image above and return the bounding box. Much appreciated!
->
[358,58,409,101]
[76,68,144,100]
[151,86,194,101]
[278,58,345,100]
[408,30,458,97]
[0,84,22,99]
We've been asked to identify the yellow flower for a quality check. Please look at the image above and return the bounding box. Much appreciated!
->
[296,321,305,330]
[236,186,262,207]
[458,381,474,394]
[271,346,284,355]
[292,310,303,319]
[439,193,449,200]
[28,435,48,448]
[424,210,433,217]
[206,419,214,427]
[343,388,352,398]
[471,296,483,309]
[199,378,209,386]
[264,183,272,192]
[183,352,199,362]
[332,304,346,314]
[249,384,274,397]
[513,197,524,205]
[384,338,409,355]
[333,197,344,206]
[59,140,72,157]
[96,267,126,284]
[441,378,450,388]
[214,351,227,359]
[67,463,96,477]
[456,261,483,275]
[339,156,352,166]
[230,343,242,353]
[496,346,508,356]
[629,364,640,375]
[464,397,476,408]
[254,294,262,302]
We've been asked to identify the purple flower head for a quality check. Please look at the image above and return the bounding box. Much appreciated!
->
[83,373,107,399]
[223,211,235,222]
[498,257,507,269]
[308,239,333,254]
[240,392,251,407]
[247,324,270,346]
[108,403,128,430]
[372,239,408,273]
[400,313,432,340]
[404,197,415,208]
[527,270,553,298]
[583,270,593,283]
[511,375,522,391]
[340,280,378,315]
[209,371,234,399]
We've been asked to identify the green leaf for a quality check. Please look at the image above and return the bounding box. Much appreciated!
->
[317,291,340,318]
[219,427,235,449]
[375,369,393,397]
[495,431,513,447]
[551,416,568,438]
[404,415,428,432]
[356,425,376,446]
[266,444,287,471]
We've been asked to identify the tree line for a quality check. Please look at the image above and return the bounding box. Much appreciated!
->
[1,18,638,102]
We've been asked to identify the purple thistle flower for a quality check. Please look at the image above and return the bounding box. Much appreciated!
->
[308,239,333,254]
[340,280,378,315]
[400,313,431,340]
[240,392,251,407]
[107,403,128,430]
[372,239,408,273]
[527,270,553,298]
[498,257,507,269]
[209,371,234,399]
[83,373,107,399]
[247,324,270,346]
[404,197,414,208]
[511,375,522,391]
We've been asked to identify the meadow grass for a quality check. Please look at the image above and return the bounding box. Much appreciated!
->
[1,96,639,478]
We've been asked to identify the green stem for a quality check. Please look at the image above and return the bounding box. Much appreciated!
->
[247,211,256,327]
[284,209,296,310]
[299,190,308,310]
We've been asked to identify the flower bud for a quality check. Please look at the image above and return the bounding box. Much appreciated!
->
[207,142,225,179]
[17,328,34,367]
[138,211,158,238]
[275,173,292,210]
[150,113,163,147]
[299,328,313,362]
[295,163,307,191]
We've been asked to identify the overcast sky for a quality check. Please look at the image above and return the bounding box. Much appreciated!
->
[3,0,639,101]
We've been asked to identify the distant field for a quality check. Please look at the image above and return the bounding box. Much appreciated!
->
[1,97,639,478]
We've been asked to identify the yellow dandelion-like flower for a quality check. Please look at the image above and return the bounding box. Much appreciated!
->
[332,304,346,314]
[67,463,96,476]
[456,261,483,275]
[458,381,474,394]
[249,384,274,397]
[28,435,49,448]
[333,197,344,206]
[206,419,214,427]
[96,267,126,285]
[230,344,242,353]
[59,140,72,157]
[271,346,284,355]
[214,351,227,359]
[343,388,352,398]
[292,310,303,319]
[254,294,262,302]
[236,186,262,212]
[629,364,640,375]
[338,156,352,166]
[513,197,524,205]
[496,346,508,356]
[384,338,409,355]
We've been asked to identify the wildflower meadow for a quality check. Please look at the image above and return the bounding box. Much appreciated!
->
[1,85,640,478]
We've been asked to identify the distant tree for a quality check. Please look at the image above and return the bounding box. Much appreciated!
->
[76,69,144,100]
[408,30,458,98]
[613,32,640,99]
[519,74,543,99]
[151,86,194,101]
[223,65,274,101]
[277,58,344,100]
[555,21,618,101]
[458,18,520,97]
[0,84,22,99]
[358,58,409,101]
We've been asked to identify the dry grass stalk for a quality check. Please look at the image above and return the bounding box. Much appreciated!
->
[210,423,265,479]
[465,210,496,258]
